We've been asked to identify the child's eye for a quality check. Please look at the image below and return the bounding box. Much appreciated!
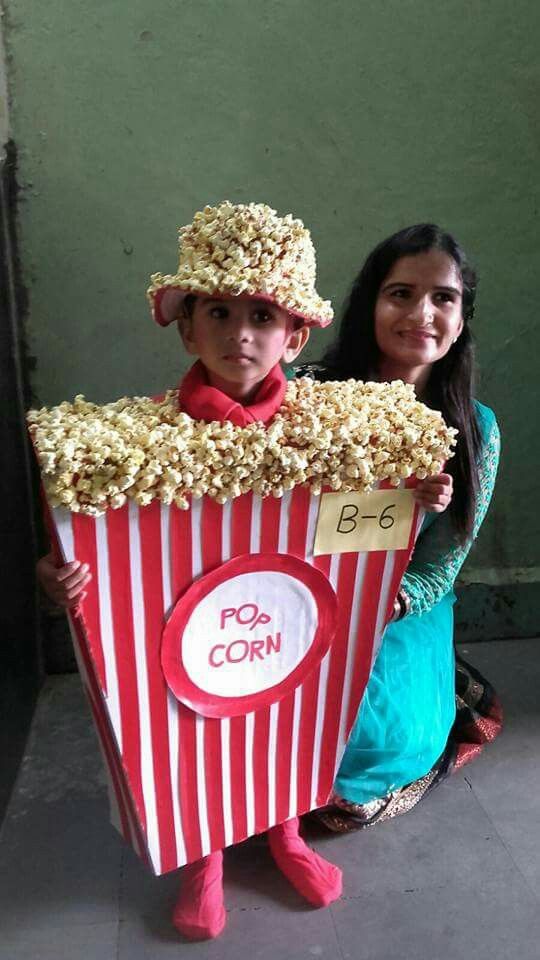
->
[253,309,273,324]
[209,306,229,319]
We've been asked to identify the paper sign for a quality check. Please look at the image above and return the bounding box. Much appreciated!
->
[314,489,415,556]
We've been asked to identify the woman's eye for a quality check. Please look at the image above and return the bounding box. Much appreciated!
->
[391,288,409,299]
[253,310,272,323]
[434,292,454,304]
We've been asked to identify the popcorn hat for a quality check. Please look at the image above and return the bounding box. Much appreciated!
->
[147,201,334,328]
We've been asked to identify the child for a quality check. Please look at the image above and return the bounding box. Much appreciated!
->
[37,201,452,940]
[38,202,342,941]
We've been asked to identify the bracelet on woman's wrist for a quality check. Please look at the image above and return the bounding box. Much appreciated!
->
[393,589,411,621]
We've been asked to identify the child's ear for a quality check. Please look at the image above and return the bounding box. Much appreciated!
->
[282,325,310,364]
[177,315,198,356]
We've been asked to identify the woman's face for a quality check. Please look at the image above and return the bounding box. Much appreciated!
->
[374,250,464,375]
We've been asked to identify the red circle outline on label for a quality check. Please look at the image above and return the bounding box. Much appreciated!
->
[161,552,338,718]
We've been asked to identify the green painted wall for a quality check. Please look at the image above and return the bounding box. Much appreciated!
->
[4,1,540,589]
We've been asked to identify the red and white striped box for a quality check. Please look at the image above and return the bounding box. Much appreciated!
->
[47,482,422,875]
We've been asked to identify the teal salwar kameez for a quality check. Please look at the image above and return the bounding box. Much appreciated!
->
[333,400,501,813]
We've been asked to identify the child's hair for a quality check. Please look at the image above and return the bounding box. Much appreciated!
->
[182,294,197,320]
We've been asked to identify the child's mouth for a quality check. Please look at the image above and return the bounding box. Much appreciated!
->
[223,354,253,365]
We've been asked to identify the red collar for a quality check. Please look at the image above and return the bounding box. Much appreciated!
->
[177,360,287,426]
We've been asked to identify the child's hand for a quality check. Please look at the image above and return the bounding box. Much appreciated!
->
[36,552,92,608]
[413,473,453,513]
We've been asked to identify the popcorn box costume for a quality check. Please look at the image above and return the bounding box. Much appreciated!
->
[29,203,456,877]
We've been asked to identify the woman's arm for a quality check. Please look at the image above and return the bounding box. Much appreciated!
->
[400,414,501,617]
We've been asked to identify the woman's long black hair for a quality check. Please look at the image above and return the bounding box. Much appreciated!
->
[322,224,482,544]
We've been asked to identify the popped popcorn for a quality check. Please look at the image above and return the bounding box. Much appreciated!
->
[147,201,334,328]
[27,379,457,516]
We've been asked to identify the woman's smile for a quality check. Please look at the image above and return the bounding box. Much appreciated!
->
[374,249,464,391]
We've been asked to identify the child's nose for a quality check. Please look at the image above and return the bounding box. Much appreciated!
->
[226,315,253,340]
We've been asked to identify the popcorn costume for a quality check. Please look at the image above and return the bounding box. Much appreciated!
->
[29,202,458,942]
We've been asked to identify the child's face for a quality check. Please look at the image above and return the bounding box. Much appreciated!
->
[179,295,309,398]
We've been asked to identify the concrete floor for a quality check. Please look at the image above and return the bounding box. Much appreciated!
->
[1,638,539,959]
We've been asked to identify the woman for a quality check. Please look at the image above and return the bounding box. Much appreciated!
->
[298,223,502,830]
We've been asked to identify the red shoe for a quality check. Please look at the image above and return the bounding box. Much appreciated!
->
[268,817,342,907]
[172,850,226,940]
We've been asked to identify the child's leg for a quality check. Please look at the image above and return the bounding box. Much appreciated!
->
[173,850,226,940]
[267,817,342,907]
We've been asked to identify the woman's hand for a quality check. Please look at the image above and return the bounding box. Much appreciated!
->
[414,473,453,513]
[36,552,92,608]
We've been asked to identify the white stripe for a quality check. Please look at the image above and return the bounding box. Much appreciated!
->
[166,691,186,865]
[305,493,320,561]
[95,515,122,749]
[195,713,211,855]
[277,490,291,552]
[221,500,232,561]
[288,685,302,818]
[161,504,187,867]
[371,550,397,667]
[67,616,144,856]
[219,502,234,846]
[310,650,331,809]
[244,711,255,837]
[54,506,74,561]
[335,553,367,766]
[220,718,234,847]
[250,496,262,553]
[267,701,279,825]
[191,498,203,579]
[160,503,174,619]
[309,553,340,807]
[128,501,161,874]
[57,513,143,859]
[415,505,425,539]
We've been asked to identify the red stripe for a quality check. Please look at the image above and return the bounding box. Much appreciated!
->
[385,496,420,622]
[106,506,147,833]
[229,715,248,842]
[72,515,107,693]
[296,552,331,812]
[87,687,132,847]
[201,497,223,573]
[274,486,311,822]
[50,509,149,865]
[67,592,149,867]
[227,495,252,842]
[383,478,420,623]
[177,706,202,863]
[275,693,295,823]
[138,501,177,873]
[345,550,387,739]
[316,552,359,802]
[296,665,321,813]
[259,496,281,553]
[252,706,271,833]
[170,502,192,602]
[200,498,226,852]
[231,493,253,557]
[287,486,311,558]
[203,719,226,849]
[251,494,282,831]
[169,502,202,863]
